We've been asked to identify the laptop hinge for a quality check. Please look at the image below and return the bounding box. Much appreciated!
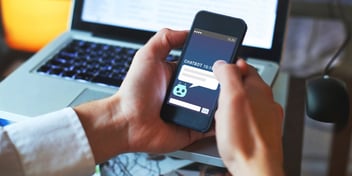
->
[92,30,151,45]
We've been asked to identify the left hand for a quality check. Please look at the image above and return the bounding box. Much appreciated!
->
[75,29,213,163]
[115,28,213,153]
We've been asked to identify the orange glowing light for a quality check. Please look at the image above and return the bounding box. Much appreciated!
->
[1,0,71,52]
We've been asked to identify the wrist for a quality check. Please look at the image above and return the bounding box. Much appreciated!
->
[74,96,130,163]
[224,149,284,176]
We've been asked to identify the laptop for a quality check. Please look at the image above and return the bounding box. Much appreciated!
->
[0,0,289,118]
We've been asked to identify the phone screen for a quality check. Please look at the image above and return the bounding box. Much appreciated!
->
[165,28,238,117]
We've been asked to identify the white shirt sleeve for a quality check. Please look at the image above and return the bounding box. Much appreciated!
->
[0,108,96,176]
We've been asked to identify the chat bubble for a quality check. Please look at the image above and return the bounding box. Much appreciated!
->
[178,65,219,90]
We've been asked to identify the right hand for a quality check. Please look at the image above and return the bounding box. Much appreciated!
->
[213,59,284,176]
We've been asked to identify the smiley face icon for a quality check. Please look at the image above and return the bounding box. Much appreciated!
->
[172,83,188,97]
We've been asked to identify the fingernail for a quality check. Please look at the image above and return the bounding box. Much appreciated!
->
[213,60,227,70]
[215,60,227,65]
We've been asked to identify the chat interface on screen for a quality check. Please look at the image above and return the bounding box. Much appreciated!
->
[167,28,237,116]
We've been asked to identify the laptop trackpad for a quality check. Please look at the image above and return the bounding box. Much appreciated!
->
[69,89,112,107]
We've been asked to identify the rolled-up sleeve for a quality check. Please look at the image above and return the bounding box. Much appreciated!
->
[0,108,95,176]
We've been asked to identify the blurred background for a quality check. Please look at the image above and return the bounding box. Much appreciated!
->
[0,0,352,176]
[0,0,71,80]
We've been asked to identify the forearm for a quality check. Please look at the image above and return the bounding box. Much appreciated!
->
[74,95,130,164]
[224,146,284,176]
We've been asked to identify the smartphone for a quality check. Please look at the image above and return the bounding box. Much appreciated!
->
[161,11,247,132]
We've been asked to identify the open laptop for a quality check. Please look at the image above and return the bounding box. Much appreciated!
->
[0,0,289,118]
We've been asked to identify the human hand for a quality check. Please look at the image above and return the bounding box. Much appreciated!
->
[75,29,213,163]
[114,28,213,152]
[213,59,284,176]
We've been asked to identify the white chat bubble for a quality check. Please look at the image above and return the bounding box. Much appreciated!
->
[178,65,219,90]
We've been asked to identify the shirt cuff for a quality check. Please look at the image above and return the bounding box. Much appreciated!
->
[5,107,95,176]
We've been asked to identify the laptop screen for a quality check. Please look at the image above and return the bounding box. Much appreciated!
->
[81,0,277,50]
[72,0,289,62]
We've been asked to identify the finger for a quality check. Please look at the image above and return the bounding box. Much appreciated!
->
[235,58,249,75]
[240,60,273,97]
[213,60,244,94]
[135,28,188,62]
[213,60,248,130]
[187,129,215,144]
[203,128,216,137]
[237,59,263,82]
[168,61,178,74]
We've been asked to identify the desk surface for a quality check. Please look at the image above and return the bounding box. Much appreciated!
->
[168,72,302,176]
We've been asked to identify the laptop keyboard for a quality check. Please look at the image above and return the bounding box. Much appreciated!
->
[37,40,179,87]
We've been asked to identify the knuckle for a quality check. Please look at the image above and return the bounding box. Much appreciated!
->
[275,103,284,121]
